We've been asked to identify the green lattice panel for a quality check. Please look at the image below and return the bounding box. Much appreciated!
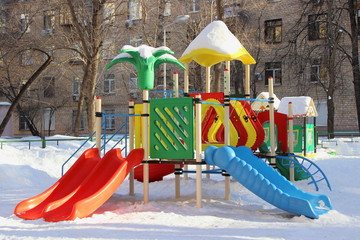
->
[150,97,194,159]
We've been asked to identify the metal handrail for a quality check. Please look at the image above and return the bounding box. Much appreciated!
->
[276,155,332,191]
[61,131,96,176]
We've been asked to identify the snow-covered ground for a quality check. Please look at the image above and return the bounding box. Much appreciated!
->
[0,135,359,240]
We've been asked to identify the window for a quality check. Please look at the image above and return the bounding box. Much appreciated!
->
[20,80,30,97]
[102,40,115,59]
[19,114,29,131]
[130,35,142,47]
[19,13,30,33]
[43,10,55,31]
[43,108,55,131]
[312,0,323,5]
[43,49,54,62]
[189,0,200,12]
[265,19,282,43]
[104,109,115,130]
[20,50,33,66]
[310,59,327,83]
[358,10,360,36]
[308,14,328,40]
[0,11,7,33]
[164,2,171,16]
[265,62,282,86]
[60,8,71,26]
[224,0,241,18]
[129,72,138,90]
[70,44,83,64]
[43,76,55,98]
[72,110,86,130]
[103,2,115,25]
[72,76,82,100]
[129,0,142,20]
[104,73,115,94]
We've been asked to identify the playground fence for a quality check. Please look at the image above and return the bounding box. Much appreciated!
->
[0,137,90,150]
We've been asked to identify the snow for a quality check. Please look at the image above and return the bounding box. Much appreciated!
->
[181,21,244,57]
[119,45,171,59]
[278,97,318,117]
[112,46,176,62]
[1,135,360,240]
[179,21,256,66]
[0,102,11,106]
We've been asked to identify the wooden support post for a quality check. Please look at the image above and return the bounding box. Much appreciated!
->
[224,67,230,200]
[95,97,102,154]
[195,94,202,208]
[129,100,135,195]
[205,66,211,178]
[245,64,251,99]
[143,90,149,204]
[268,77,276,166]
[288,102,295,182]
[173,72,181,198]
[173,72,179,98]
[183,63,189,180]
[206,66,211,93]
[184,63,189,95]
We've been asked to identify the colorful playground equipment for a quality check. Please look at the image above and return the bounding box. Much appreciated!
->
[14,20,332,221]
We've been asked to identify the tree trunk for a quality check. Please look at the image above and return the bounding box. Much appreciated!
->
[194,64,202,92]
[233,61,244,95]
[212,63,222,92]
[327,96,335,139]
[86,59,100,135]
[348,0,360,132]
[17,105,42,137]
[73,62,90,136]
[212,0,224,93]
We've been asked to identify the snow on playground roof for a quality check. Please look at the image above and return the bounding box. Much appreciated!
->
[112,45,177,60]
[179,21,256,66]
[277,97,318,117]
[251,92,280,111]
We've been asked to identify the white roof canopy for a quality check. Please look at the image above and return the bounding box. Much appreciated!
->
[277,97,318,117]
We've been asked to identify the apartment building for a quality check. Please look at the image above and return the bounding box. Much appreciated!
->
[0,0,358,137]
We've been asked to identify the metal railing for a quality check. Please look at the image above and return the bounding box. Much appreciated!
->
[61,114,130,176]
[0,137,89,150]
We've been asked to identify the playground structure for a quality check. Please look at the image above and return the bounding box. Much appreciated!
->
[14,21,332,222]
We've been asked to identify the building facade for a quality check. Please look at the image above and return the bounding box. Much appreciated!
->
[0,0,358,137]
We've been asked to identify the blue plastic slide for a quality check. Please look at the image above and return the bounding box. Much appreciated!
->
[205,146,332,219]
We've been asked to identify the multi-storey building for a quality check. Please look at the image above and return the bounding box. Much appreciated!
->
[0,0,358,137]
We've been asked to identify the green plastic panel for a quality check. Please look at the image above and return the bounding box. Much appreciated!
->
[293,125,303,153]
[306,124,315,152]
[149,97,194,159]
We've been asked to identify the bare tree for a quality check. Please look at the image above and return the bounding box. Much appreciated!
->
[0,49,53,136]
[283,0,355,137]
[346,0,360,133]
[63,0,127,136]
[0,1,57,137]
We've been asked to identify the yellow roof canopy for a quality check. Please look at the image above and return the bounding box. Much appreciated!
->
[179,21,256,67]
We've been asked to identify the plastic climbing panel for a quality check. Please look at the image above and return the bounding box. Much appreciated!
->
[149,97,194,159]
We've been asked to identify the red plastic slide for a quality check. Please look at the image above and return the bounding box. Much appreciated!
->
[134,164,181,182]
[42,148,144,222]
[14,148,101,220]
